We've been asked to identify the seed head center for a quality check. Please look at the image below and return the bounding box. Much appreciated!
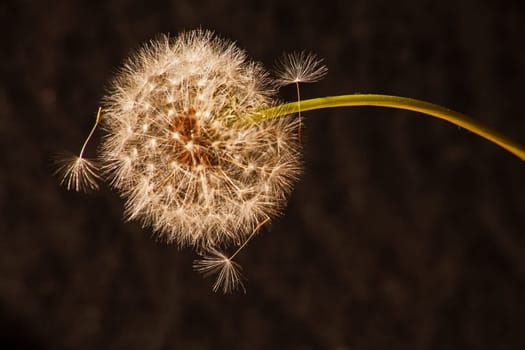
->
[170,107,211,168]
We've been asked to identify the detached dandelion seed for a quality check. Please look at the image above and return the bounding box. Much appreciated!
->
[55,107,102,192]
[194,217,269,293]
[274,51,327,140]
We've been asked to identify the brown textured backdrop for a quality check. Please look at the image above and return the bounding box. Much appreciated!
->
[1,0,525,349]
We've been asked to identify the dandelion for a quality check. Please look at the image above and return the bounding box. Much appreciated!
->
[100,30,302,249]
[56,29,525,293]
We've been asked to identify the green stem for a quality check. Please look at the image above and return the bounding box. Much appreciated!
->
[255,94,525,161]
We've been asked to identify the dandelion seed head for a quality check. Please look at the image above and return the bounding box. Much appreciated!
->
[100,29,302,248]
[274,51,328,86]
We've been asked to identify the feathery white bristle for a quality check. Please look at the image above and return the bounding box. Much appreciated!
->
[274,51,328,86]
[55,156,101,193]
[193,248,245,294]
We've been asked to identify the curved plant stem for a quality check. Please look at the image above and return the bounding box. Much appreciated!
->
[256,94,525,161]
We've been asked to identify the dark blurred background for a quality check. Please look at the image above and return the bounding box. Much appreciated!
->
[2,0,525,349]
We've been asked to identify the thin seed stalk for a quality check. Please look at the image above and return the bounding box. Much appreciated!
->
[256,94,525,161]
